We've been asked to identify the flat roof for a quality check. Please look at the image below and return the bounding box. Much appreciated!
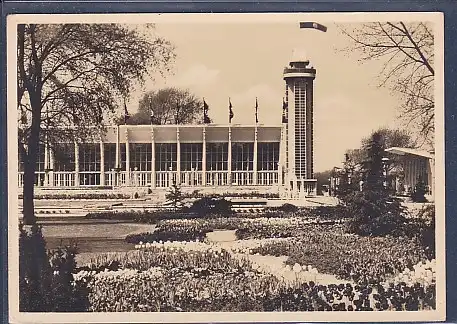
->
[385,147,434,159]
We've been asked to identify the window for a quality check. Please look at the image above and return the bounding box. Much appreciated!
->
[258,142,279,171]
[130,143,152,171]
[294,80,307,178]
[120,143,126,170]
[54,143,75,172]
[155,143,177,171]
[232,143,254,171]
[79,144,100,172]
[103,143,117,171]
[181,143,203,171]
[206,143,228,171]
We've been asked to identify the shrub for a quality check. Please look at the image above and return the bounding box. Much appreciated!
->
[19,223,88,312]
[342,190,407,237]
[278,203,298,213]
[408,204,435,259]
[411,177,427,203]
[133,192,139,199]
[189,197,232,216]
[165,181,183,212]
[147,188,153,194]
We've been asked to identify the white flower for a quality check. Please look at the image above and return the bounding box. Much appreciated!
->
[292,263,302,273]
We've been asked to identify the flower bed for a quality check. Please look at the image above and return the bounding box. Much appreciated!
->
[123,217,338,243]
[73,242,436,312]
[251,225,429,285]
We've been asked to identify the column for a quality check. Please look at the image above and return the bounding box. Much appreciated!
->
[100,139,105,186]
[74,142,80,187]
[228,127,232,185]
[253,126,258,185]
[151,127,156,188]
[44,141,49,187]
[202,127,207,186]
[125,128,130,186]
[115,126,120,169]
[176,127,181,185]
[49,147,55,187]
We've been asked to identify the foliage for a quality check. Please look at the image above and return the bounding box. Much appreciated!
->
[411,177,428,203]
[116,87,207,125]
[341,22,435,145]
[407,205,435,259]
[19,223,87,311]
[278,203,298,213]
[342,131,407,236]
[314,170,332,195]
[165,181,183,212]
[343,190,407,236]
[17,23,175,224]
[252,224,429,285]
[188,197,233,216]
[73,242,435,312]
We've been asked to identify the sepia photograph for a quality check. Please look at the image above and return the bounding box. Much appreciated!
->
[7,12,445,323]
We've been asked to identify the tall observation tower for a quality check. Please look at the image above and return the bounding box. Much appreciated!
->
[282,51,317,195]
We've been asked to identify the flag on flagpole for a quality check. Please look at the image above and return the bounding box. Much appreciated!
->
[255,97,258,124]
[203,98,211,124]
[282,98,288,123]
[229,98,234,123]
[299,22,327,32]
[176,100,180,124]
[150,109,155,125]
[123,99,130,124]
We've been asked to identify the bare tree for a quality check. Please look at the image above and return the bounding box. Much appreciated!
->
[340,22,434,146]
[17,23,175,224]
[116,87,209,125]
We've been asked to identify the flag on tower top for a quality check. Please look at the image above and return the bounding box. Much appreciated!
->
[299,22,327,32]
[229,98,234,123]
[255,98,259,124]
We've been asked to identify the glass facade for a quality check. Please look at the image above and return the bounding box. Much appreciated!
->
[232,143,254,171]
[79,144,101,172]
[155,143,177,171]
[258,142,279,171]
[181,143,203,171]
[54,143,75,172]
[130,143,152,171]
[206,143,228,171]
[104,143,117,171]
[79,143,101,186]
[18,143,46,172]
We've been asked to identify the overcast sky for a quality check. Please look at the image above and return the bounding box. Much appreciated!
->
[128,18,405,172]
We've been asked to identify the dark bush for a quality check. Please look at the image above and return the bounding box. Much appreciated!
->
[189,197,232,216]
[19,223,88,312]
[407,204,435,259]
[411,177,427,203]
[278,203,298,213]
[342,190,407,237]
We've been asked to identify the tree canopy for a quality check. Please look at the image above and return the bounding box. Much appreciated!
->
[17,23,175,224]
[341,22,434,146]
[117,87,209,125]
[346,127,416,169]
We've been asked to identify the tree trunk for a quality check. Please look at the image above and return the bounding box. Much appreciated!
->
[22,92,42,225]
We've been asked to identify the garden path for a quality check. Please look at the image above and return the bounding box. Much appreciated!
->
[208,230,351,286]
